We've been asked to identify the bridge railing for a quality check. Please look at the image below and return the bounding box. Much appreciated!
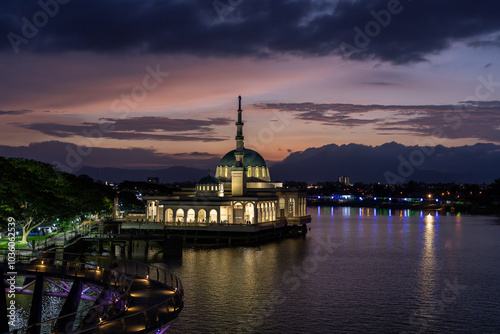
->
[0,250,183,333]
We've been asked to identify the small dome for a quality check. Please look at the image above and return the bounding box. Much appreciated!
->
[219,149,267,167]
[198,175,221,185]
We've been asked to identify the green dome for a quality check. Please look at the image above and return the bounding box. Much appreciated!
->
[198,175,221,185]
[219,149,267,167]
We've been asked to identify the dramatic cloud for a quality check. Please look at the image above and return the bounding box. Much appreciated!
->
[257,102,374,127]
[375,101,500,142]
[97,116,231,132]
[0,109,33,116]
[20,116,232,142]
[1,0,500,63]
[257,101,500,143]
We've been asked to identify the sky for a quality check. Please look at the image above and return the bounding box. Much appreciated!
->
[1,0,500,172]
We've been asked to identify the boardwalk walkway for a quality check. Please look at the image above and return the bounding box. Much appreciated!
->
[0,251,183,333]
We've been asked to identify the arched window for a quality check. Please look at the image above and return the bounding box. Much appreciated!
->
[256,167,259,178]
[245,202,255,224]
[198,209,206,223]
[187,209,195,223]
[209,209,218,223]
[175,209,185,223]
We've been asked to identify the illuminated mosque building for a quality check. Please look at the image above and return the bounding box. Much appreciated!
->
[146,97,310,229]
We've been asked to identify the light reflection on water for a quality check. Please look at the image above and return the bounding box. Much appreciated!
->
[418,215,437,316]
[127,207,500,333]
[10,207,488,333]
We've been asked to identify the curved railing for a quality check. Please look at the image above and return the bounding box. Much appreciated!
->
[0,250,183,333]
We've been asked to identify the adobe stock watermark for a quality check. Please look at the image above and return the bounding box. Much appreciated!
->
[339,0,407,60]
[401,277,467,333]
[237,235,339,333]
[6,217,18,328]
[213,0,243,22]
[384,73,500,184]
[7,0,71,54]
[54,64,169,174]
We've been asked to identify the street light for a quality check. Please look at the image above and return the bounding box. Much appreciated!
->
[38,227,41,245]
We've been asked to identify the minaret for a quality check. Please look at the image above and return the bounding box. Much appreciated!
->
[231,96,247,196]
[235,95,245,167]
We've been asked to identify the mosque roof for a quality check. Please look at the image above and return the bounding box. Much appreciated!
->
[218,148,267,167]
[198,175,221,185]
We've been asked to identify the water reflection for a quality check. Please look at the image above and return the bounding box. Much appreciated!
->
[314,206,447,218]
[120,207,497,333]
[417,214,438,316]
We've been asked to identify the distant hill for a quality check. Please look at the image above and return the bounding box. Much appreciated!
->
[44,142,500,184]
[76,166,207,183]
[269,142,500,184]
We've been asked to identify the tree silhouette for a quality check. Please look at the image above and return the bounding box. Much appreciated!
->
[0,158,111,243]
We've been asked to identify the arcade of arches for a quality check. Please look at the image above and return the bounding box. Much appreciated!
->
[146,196,307,224]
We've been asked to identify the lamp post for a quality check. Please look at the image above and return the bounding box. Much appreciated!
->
[38,227,41,246]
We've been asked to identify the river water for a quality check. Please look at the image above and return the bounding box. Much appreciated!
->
[133,207,500,333]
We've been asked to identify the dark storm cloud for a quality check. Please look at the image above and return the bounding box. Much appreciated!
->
[0,109,33,115]
[97,116,231,132]
[257,101,500,142]
[257,102,373,126]
[468,34,500,48]
[1,0,500,63]
[172,152,217,157]
[20,116,231,142]
[375,101,500,142]
[363,82,396,86]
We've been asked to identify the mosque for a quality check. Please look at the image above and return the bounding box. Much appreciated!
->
[145,97,310,229]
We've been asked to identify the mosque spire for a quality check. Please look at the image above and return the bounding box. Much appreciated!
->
[235,95,245,167]
[238,95,242,122]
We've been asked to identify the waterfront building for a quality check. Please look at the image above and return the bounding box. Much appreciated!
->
[145,96,310,227]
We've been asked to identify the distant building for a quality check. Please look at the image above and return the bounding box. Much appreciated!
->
[145,96,310,226]
[148,177,159,184]
[338,175,350,185]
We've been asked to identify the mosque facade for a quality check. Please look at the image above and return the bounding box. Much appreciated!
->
[145,97,310,227]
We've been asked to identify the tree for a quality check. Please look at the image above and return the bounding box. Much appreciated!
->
[65,174,113,217]
[0,158,112,243]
